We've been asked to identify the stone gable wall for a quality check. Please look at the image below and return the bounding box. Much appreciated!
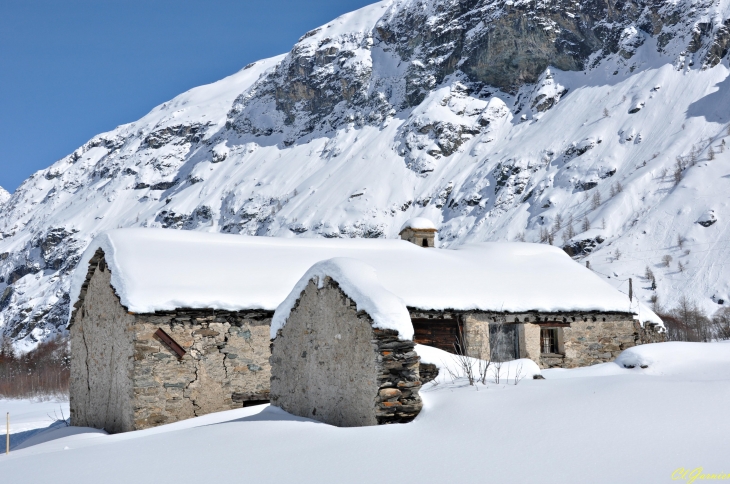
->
[70,261,136,433]
[131,309,272,430]
[270,278,422,427]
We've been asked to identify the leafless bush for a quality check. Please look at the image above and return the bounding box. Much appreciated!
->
[610,182,623,198]
[553,213,563,231]
[451,328,476,385]
[591,191,601,209]
[603,107,609,117]
[662,254,673,267]
[708,146,715,160]
[513,362,526,385]
[677,261,686,273]
[644,265,655,282]
[689,145,700,166]
[581,217,590,232]
[614,248,622,260]
[673,159,683,184]
[677,235,686,249]
[539,226,550,243]
[492,360,503,384]
[47,407,70,427]
[650,294,660,311]
[0,335,70,399]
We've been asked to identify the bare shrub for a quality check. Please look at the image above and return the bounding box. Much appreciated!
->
[677,235,686,248]
[662,254,673,267]
[644,265,655,282]
[581,217,590,232]
[492,360,503,384]
[513,361,526,385]
[673,159,683,185]
[451,327,476,385]
[650,294,660,311]
[591,191,601,209]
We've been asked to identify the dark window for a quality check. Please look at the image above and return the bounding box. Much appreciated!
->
[422,238,429,247]
[540,328,559,354]
[489,323,519,361]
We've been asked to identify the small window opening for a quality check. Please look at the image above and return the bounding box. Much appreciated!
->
[422,238,429,247]
[541,328,559,354]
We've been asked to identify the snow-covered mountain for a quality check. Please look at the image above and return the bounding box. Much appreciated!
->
[0,186,9,206]
[2,0,730,348]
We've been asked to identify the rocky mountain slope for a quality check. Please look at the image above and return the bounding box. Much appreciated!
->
[2,0,730,348]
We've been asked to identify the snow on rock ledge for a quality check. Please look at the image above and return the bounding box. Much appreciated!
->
[271,257,413,340]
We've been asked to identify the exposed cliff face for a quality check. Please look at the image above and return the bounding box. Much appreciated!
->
[2,0,730,348]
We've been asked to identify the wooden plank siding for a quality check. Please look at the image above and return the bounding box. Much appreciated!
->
[411,318,461,353]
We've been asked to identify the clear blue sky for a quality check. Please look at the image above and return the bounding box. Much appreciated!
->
[0,0,375,192]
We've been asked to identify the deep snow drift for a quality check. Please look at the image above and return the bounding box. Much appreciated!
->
[1,342,728,483]
[3,0,730,347]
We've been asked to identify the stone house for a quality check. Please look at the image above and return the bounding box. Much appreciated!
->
[270,258,423,427]
[398,217,438,248]
[69,225,663,432]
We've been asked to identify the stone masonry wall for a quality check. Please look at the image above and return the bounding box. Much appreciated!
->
[408,309,665,369]
[544,318,666,369]
[399,228,435,247]
[131,308,272,430]
[270,278,422,427]
[70,255,136,433]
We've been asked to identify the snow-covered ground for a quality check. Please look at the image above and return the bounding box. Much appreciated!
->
[1,342,728,483]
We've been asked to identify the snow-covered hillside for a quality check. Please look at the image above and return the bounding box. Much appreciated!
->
[2,342,729,483]
[3,0,730,347]
[0,187,9,206]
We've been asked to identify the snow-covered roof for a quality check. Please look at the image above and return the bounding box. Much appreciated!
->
[399,217,437,232]
[69,229,662,325]
[271,258,413,340]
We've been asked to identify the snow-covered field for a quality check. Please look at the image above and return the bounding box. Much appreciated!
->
[1,342,728,483]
